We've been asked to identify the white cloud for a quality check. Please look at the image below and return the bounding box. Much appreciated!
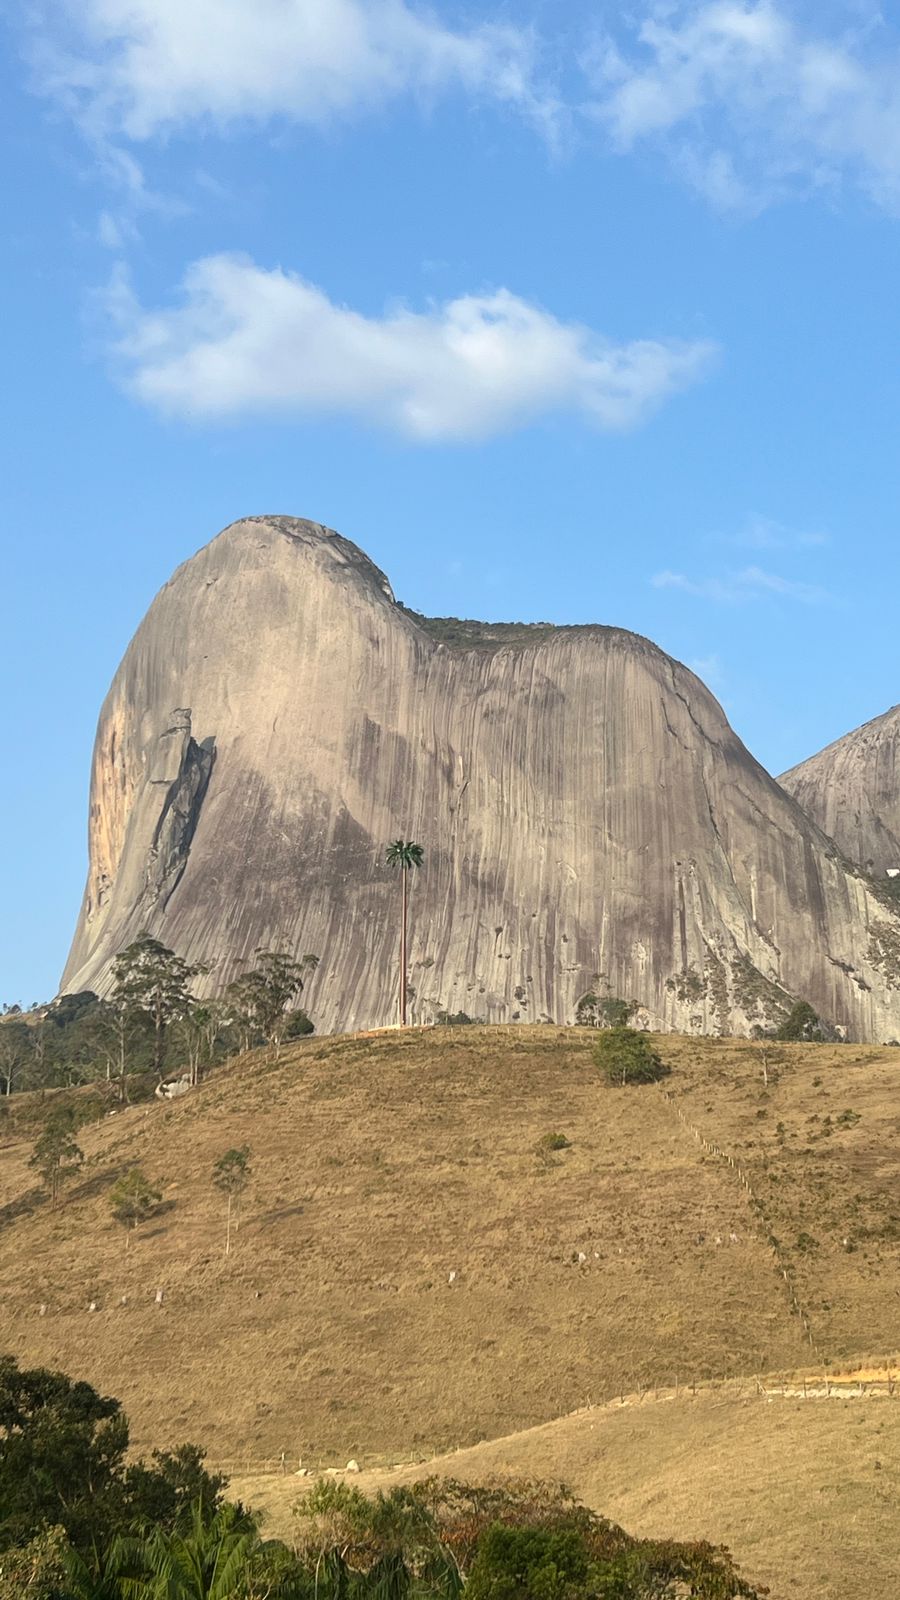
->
[652,564,828,602]
[719,513,829,550]
[103,254,717,441]
[33,0,545,140]
[588,3,900,211]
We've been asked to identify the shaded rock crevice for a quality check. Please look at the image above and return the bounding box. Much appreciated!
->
[143,710,215,912]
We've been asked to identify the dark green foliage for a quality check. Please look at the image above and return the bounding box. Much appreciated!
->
[411,1479,759,1600]
[774,1001,823,1041]
[111,936,201,1081]
[466,1523,590,1600]
[212,1145,252,1201]
[0,1366,763,1599]
[434,1011,478,1026]
[212,1145,252,1253]
[397,609,559,653]
[293,1479,456,1600]
[123,1444,229,1533]
[48,993,100,1030]
[1,939,321,1101]
[575,995,636,1030]
[226,950,318,1056]
[0,1355,127,1555]
[0,1358,226,1563]
[0,1526,70,1599]
[594,1029,669,1087]
[283,1009,315,1039]
[28,1110,83,1206]
[385,842,424,1028]
[385,842,425,872]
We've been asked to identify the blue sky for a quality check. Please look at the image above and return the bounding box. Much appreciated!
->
[2,0,899,1003]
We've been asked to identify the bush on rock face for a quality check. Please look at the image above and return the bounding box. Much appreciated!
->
[774,1001,823,1042]
[575,994,636,1030]
[594,1028,669,1087]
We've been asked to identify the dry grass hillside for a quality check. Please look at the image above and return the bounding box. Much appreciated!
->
[2,1026,899,1471]
[233,1384,900,1600]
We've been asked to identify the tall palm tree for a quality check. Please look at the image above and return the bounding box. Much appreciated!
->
[385,841,424,1026]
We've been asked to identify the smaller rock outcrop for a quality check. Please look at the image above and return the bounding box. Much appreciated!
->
[781,705,900,877]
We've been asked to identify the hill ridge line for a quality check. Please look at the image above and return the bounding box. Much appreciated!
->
[210,1366,900,1478]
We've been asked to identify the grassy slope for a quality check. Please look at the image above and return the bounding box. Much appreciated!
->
[1,1026,898,1468]
[233,1387,900,1600]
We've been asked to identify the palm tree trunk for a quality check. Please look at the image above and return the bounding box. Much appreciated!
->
[400,864,408,1026]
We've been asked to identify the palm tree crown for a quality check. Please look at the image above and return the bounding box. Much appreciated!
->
[385,840,424,871]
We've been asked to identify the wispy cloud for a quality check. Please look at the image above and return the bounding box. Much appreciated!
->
[102,254,718,442]
[586,3,900,213]
[717,513,829,550]
[652,564,829,603]
[27,2,900,221]
[30,0,548,141]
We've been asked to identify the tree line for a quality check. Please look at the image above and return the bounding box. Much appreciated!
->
[1,835,432,1102]
[0,937,319,1105]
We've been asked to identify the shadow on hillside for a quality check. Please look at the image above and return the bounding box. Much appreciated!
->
[0,1185,44,1232]
[141,1199,178,1240]
[69,1162,134,1206]
[254,1203,306,1228]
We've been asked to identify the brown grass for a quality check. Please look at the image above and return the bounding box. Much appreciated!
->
[657,1035,900,1363]
[232,1386,900,1600]
[1,1024,899,1595]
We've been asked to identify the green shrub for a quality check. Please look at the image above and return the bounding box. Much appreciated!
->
[775,1001,823,1041]
[283,1009,315,1040]
[466,1523,590,1600]
[534,1133,571,1167]
[594,1029,669,1087]
[575,994,635,1029]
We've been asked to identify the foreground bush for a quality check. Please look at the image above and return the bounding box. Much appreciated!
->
[293,1476,763,1600]
[0,1355,225,1558]
[0,1363,763,1598]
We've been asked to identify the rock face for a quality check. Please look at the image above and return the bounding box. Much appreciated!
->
[62,516,900,1040]
[781,707,900,877]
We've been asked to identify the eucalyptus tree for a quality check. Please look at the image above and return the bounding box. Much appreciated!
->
[225,949,318,1059]
[110,936,203,1084]
[385,841,424,1027]
[211,1145,252,1256]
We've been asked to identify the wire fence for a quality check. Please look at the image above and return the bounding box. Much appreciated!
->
[656,1084,822,1354]
[211,1371,900,1479]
